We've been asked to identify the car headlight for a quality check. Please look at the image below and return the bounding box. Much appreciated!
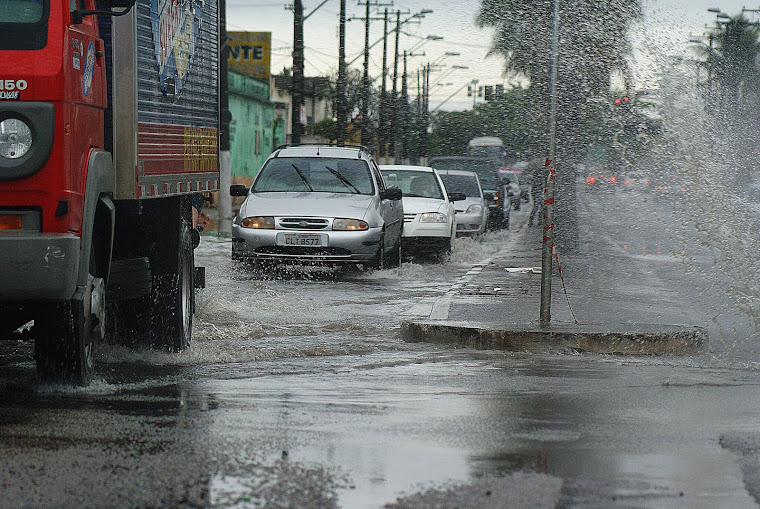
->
[241,216,275,229]
[0,118,33,159]
[466,204,483,214]
[419,212,447,223]
[333,218,368,231]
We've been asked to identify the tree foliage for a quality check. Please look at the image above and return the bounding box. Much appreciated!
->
[429,87,543,160]
[477,0,642,158]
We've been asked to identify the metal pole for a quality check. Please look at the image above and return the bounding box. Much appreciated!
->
[218,0,231,237]
[381,8,388,162]
[540,0,560,328]
[337,0,347,145]
[361,0,370,147]
[291,0,304,144]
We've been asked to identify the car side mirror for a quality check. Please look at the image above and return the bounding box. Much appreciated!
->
[381,186,403,201]
[449,192,467,202]
[230,184,249,197]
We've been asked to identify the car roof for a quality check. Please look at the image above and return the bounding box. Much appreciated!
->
[436,169,479,178]
[271,144,372,160]
[379,165,436,173]
[429,155,494,162]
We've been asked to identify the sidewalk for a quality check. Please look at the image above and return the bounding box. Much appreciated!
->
[401,220,707,356]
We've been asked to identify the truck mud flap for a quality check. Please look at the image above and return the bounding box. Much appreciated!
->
[194,266,206,289]
[107,257,152,301]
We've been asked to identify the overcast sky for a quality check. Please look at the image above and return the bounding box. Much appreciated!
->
[225,1,760,111]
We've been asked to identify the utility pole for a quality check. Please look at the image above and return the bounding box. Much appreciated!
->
[540,0,560,328]
[337,0,347,145]
[361,0,371,147]
[287,0,329,144]
[291,0,304,144]
[391,10,401,162]
[401,50,408,163]
[420,63,429,165]
[218,0,231,236]
[380,8,389,162]
[352,1,392,149]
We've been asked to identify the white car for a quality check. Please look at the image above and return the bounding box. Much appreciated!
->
[231,145,404,270]
[436,169,488,236]
[379,165,464,259]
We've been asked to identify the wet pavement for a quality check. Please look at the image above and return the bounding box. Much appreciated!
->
[2,190,760,508]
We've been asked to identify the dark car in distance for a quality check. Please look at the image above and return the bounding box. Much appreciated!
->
[429,155,509,230]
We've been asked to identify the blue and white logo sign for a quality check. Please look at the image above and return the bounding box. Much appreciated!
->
[82,41,95,97]
[150,0,202,97]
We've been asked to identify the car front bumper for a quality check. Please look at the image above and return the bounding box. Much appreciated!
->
[231,224,383,265]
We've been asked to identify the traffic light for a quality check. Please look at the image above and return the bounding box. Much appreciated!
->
[495,84,504,100]
[467,85,472,97]
[483,85,493,101]
[614,95,631,107]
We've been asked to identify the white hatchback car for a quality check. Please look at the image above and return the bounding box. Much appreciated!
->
[379,165,464,259]
[436,169,488,236]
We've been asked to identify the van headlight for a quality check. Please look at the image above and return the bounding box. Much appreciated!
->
[0,118,33,159]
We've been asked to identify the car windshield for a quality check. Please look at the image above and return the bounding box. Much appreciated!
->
[431,159,497,188]
[252,157,374,195]
[0,0,44,23]
[381,170,443,200]
[439,174,481,198]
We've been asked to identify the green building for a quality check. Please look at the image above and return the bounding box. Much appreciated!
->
[228,71,275,186]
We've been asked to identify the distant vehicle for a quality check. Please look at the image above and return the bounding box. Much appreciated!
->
[501,163,532,203]
[467,136,507,165]
[437,169,489,236]
[622,171,652,192]
[230,145,404,270]
[498,169,523,210]
[429,155,509,230]
[585,170,618,190]
[379,165,464,259]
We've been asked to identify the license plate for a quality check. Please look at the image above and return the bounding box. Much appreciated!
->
[280,234,325,247]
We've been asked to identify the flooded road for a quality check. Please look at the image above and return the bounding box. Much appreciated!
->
[3,192,760,508]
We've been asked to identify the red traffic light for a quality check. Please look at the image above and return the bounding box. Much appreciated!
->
[614,95,631,105]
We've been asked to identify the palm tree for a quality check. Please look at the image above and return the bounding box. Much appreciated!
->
[708,15,760,110]
[477,0,641,250]
[477,0,641,154]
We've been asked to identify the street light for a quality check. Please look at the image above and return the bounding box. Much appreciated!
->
[407,34,443,55]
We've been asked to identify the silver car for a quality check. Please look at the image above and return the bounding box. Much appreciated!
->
[437,169,488,236]
[230,145,404,269]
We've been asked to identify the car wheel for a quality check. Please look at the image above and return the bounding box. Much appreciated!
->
[387,233,402,268]
[369,232,385,270]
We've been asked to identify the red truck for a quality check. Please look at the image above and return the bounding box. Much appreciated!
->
[0,0,220,383]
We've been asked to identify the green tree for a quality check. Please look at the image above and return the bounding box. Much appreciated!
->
[477,0,641,249]
[706,15,760,109]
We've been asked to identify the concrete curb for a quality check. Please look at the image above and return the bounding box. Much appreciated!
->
[401,320,707,356]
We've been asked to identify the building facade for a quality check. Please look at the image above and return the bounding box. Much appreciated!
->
[228,71,274,187]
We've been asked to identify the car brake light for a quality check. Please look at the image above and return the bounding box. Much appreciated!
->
[609,176,616,183]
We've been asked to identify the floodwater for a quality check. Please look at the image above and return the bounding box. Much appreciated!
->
[4,192,760,507]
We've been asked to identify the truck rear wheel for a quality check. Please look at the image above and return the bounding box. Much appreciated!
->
[150,205,193,352]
